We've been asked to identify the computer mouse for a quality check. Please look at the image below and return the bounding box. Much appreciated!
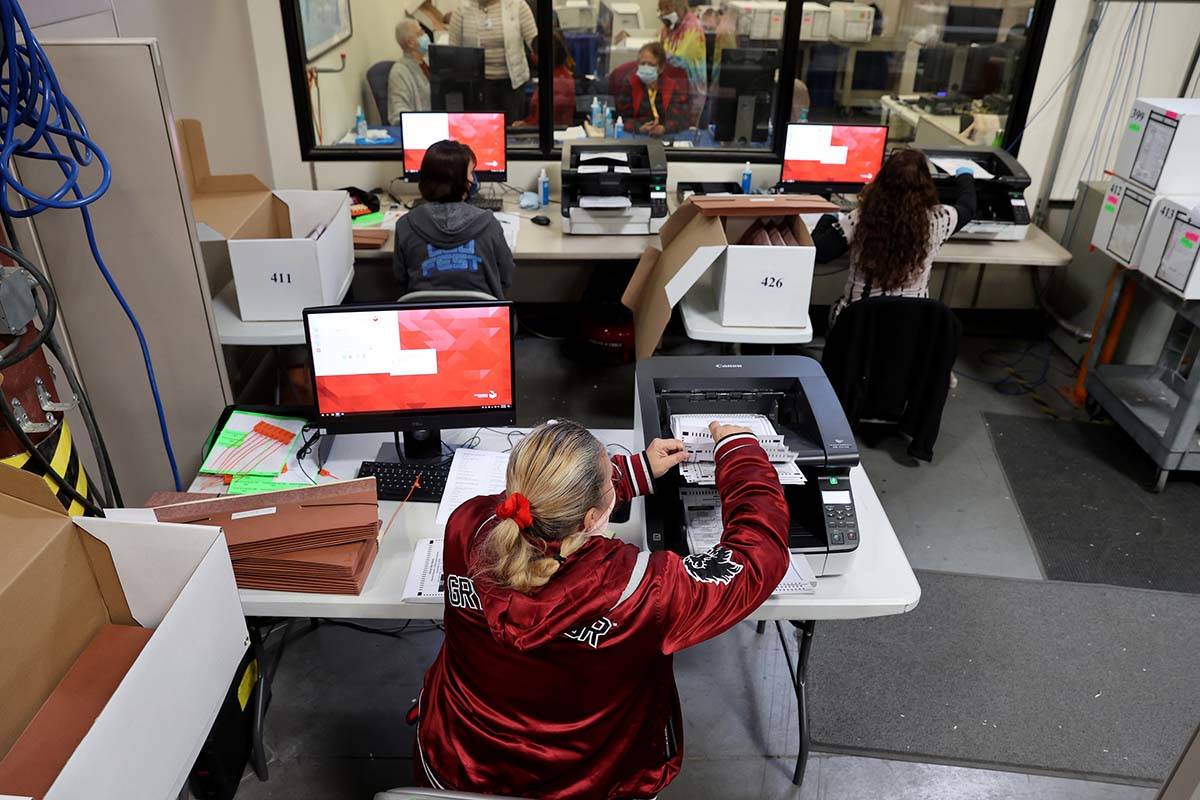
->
[531,215,551,226]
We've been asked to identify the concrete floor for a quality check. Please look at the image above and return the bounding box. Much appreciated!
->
[230,333,1160,800]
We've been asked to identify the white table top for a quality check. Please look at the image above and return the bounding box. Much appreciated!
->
[938,225,1072,266]
[354,195,658,262]
[212,427,920,622]
[211,272,353,347]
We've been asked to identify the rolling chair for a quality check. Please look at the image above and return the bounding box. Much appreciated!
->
[398,290,497,304]
[821,296,960,462]
[364,60,395,125]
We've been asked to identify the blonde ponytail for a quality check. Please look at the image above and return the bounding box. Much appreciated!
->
[476,421,607,593]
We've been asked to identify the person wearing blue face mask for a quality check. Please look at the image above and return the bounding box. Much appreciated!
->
[388,20,432,125]
[393,141,515,299]
[613,42,690,136]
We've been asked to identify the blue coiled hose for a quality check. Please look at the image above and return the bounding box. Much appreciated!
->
[0,0,182,490]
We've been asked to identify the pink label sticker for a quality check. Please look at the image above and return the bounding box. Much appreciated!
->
[1186,231,1199,243]
[1166,110,1179,119]
[1107,194,1120,205]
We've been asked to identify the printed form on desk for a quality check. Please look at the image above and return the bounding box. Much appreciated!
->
[493,211,520,250]
[435,448,510,526]
[404,538,444,602]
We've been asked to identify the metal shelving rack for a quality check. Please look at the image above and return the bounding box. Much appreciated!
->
[1085,269,1200,491]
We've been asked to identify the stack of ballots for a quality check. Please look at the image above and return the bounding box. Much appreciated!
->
[143,478,381,594]
[671,414,806,486]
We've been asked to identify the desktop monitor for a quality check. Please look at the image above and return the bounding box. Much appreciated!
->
[943,6,1002,45]
[781,123,888,191]
[915,45,956,94]
[304,301,516,459]
[400,112,508,182]
[713,47,778,144]
[429,45,486,112]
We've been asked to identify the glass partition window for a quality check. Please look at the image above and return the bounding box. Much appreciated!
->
[294,0,542,152]
[793,0,1035,149]
[580,0,784,150]
[286,0,1045,158]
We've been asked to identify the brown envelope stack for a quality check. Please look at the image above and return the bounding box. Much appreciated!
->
[0,624,153,798]
[146,479,381,594]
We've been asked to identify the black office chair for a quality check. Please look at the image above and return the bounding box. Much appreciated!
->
[821,296,961,462]
[364,60,395,125]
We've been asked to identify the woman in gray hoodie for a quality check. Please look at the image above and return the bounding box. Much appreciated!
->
[393,141,515,299]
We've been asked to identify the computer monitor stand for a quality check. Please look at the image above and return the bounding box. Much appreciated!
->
[734,96,755,144]
[374,429,444,463]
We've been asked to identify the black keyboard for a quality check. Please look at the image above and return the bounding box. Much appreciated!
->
[407,196,504,213]
[357,460,452,503]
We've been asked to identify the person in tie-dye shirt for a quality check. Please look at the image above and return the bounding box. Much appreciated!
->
[657,0,706,128]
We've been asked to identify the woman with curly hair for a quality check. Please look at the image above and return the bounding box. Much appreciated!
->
[815,147,976,325]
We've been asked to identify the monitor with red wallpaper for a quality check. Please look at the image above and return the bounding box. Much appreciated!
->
[781,123,888,191]
[304,302,515,438]
[400,112,507,181]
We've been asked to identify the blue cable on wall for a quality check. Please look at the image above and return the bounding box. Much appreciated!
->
[0,0,183,491]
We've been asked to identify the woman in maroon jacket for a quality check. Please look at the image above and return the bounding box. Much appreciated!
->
[413,419,790,799]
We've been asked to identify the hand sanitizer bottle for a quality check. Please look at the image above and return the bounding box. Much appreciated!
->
[355,105,368,140]
[741,162,753,194]
[538,168,551,207]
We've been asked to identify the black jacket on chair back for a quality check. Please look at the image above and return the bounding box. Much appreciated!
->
[821,296,961,462]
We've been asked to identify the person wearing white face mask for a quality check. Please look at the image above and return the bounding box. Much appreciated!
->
[657,0,706,127]
[410,419,790,797]
[614,41,690,136]
[387,19,432,124]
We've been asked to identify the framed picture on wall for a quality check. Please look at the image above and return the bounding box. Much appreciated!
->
[301,0,352,62]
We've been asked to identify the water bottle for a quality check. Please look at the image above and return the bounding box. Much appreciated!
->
[355,105,368,140]
[603,105,615,138]
[590,96,602,128]
[615,116,625,140]
[741,161,753,194]
[538,168,551,207]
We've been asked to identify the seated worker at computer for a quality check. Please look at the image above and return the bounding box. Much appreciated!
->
[388,20,432,124]
[411,420,789,798]
[393,140,514,298]
[813,147,976,324]
[613,42,690,136]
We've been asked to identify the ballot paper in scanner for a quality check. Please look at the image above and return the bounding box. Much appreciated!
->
[579,195,633,209]
[681,486,815,594]
[930,157,995,180]
[580,151,629,163]
[671,414,799,464]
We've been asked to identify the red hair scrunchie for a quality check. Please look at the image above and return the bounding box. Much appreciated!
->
[497,492,534,529]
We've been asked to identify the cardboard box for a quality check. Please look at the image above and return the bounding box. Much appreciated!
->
[178,118,354,322]
[622,195,836,358]
[1112,98,1200,195]
[1142,197,1200,299]
[0,464,248,800]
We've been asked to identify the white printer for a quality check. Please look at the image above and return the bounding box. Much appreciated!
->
[1112,98,1200,195]
[555,0,596,30]
[1141,198,1200,299]
[561,141,669,235]
[829,1,874,43]
[800,1,831,41]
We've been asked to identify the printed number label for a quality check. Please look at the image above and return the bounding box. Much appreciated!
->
[761,276,784,289]
[270,272,293,285]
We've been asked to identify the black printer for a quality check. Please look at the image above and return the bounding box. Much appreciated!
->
[635,356,861,576]
[924,145,1032,241]
[561,141,669,235]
